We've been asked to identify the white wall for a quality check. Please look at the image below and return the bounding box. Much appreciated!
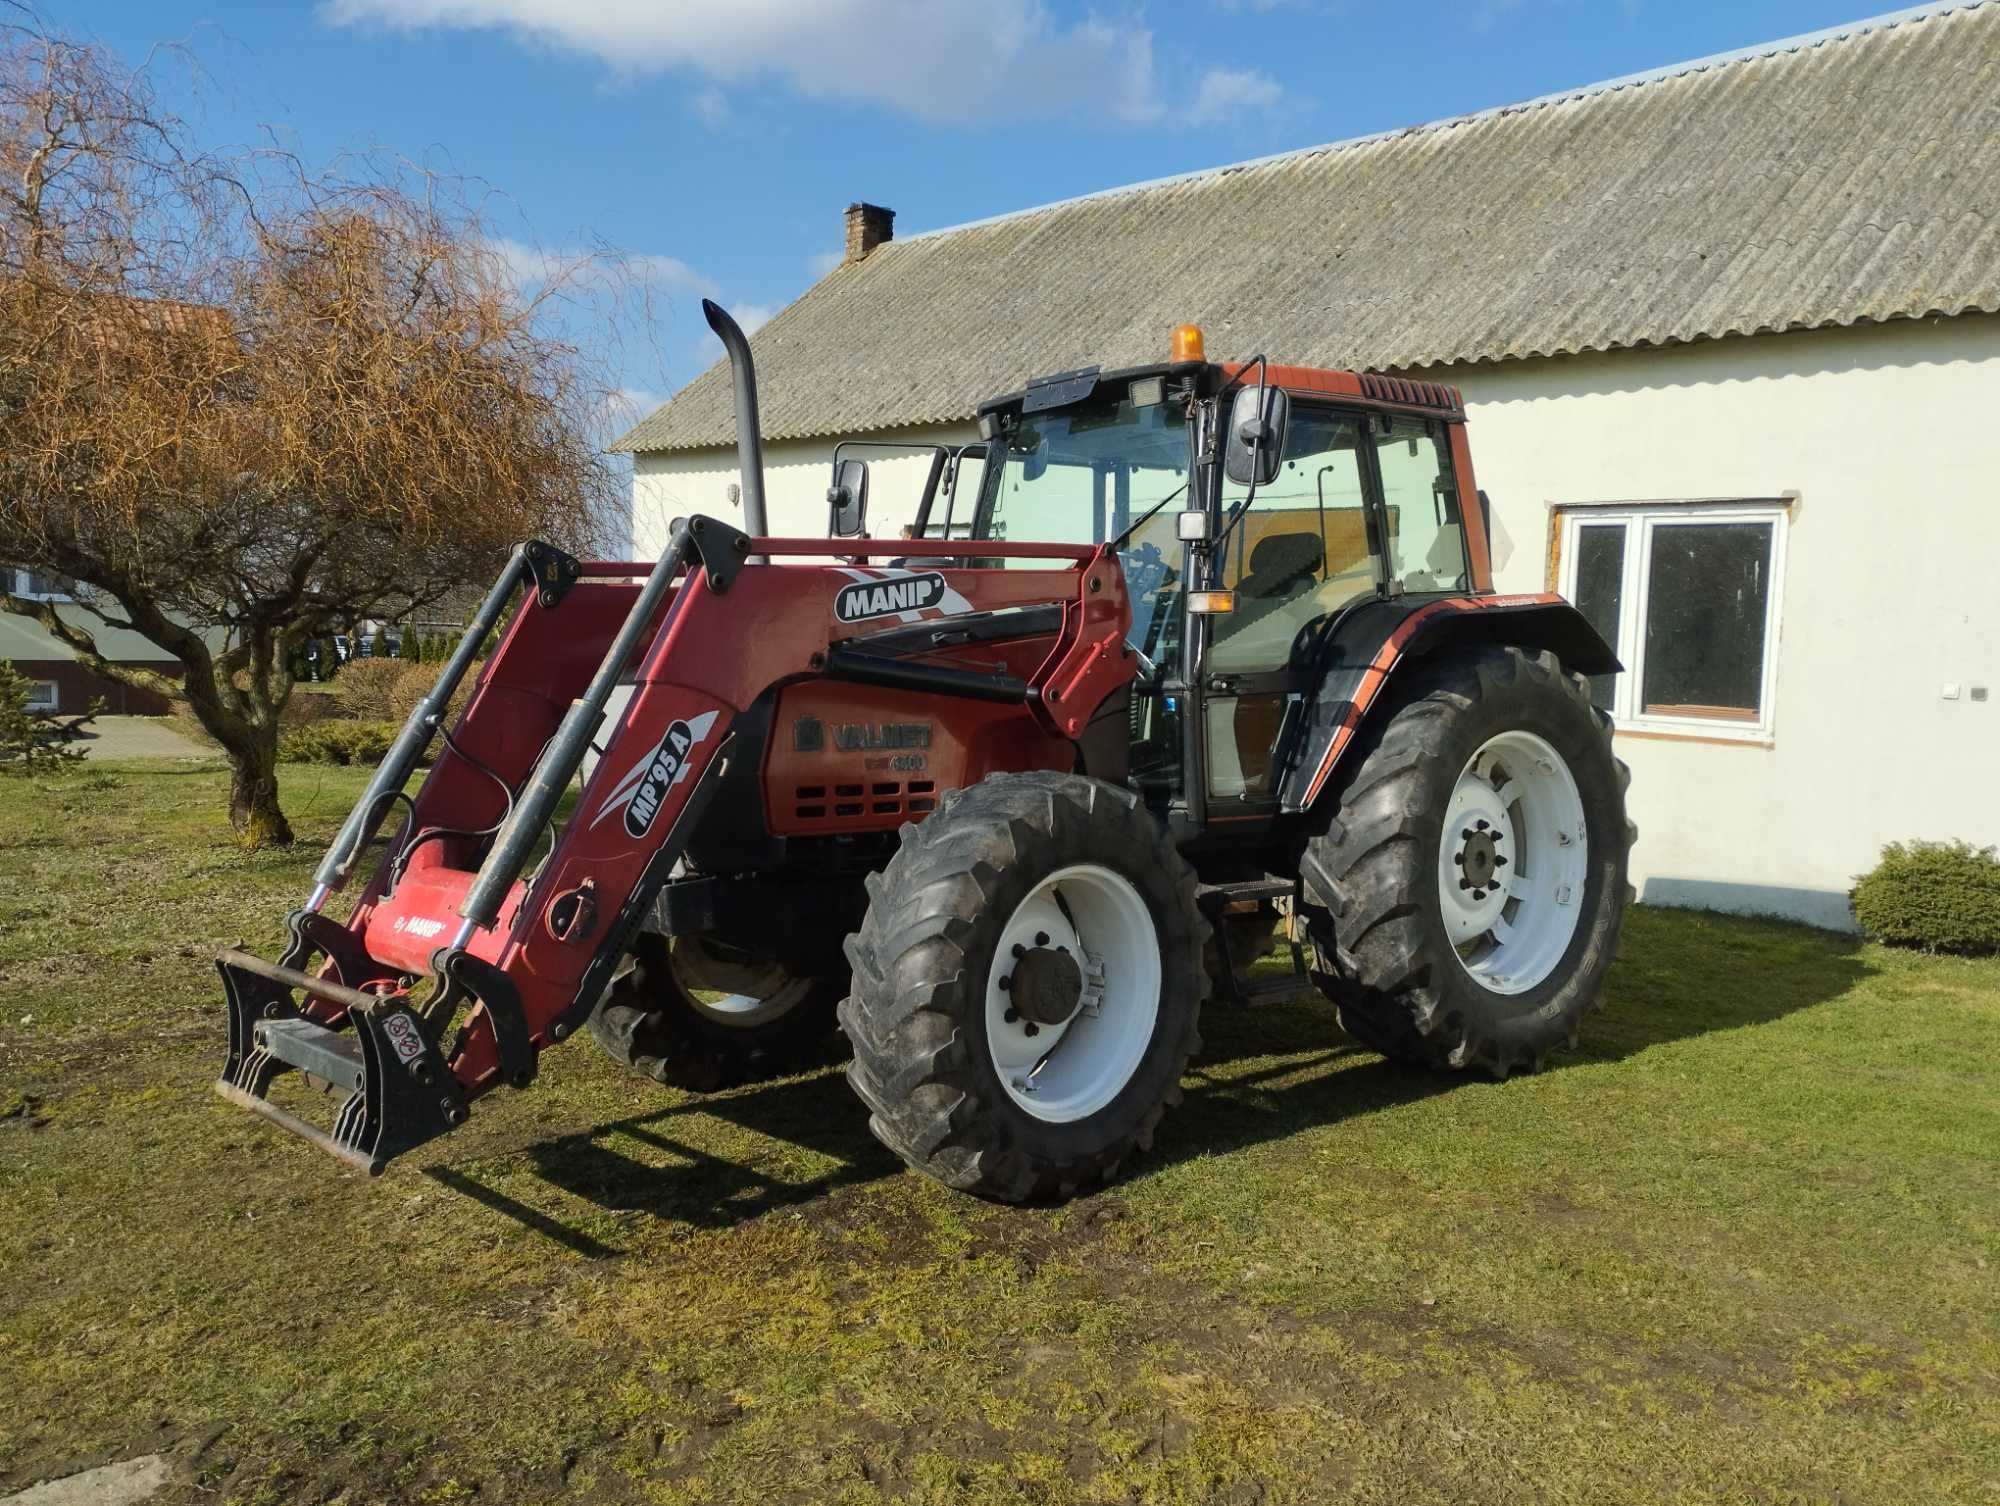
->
[1426,313,2000,928]
[628,314,2000,930]
[631,422,980,559]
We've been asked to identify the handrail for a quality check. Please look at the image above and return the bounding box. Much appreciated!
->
[570,538,1096,574]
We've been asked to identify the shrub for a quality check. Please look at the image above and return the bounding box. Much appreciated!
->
[1850,841,2000,954]
[331,657,405,719]
[386,661,481,726]
[280,719,399,766]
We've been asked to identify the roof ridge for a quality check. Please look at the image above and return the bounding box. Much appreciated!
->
[898,0,1984,245]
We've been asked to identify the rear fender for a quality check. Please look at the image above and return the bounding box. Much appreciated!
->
[1280,593,1616,812]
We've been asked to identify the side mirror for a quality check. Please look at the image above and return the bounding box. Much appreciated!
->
[1224,384,1289,487]
[827,458,869,537]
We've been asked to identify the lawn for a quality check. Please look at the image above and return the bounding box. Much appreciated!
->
[1,762,1995,1505]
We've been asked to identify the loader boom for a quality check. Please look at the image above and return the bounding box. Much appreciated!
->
[216,520,1129,1172]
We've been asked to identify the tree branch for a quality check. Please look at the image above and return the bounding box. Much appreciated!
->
[0,591,185,700]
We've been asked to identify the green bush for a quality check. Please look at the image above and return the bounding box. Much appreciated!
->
[1850,841,2000,954]
[280,720,399,766]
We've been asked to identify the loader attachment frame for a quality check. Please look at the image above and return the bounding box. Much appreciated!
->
[213,516,1129,1174]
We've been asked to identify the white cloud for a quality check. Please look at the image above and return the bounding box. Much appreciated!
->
[605,384,667,426]
[484,236,719,298]
[322,0,1166,126]
[1187,66,1286,125]
[808,248,843,278]
[689,85,729,130]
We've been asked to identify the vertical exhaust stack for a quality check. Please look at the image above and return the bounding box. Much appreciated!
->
[702,299,768,556]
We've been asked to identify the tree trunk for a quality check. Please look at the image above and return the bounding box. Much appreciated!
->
[224,727,293,848]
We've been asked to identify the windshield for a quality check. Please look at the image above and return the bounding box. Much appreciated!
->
[977,391,1189,655]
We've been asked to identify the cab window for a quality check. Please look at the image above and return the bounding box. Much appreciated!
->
[1373,415,1469,593]
[1210,405,1378,673]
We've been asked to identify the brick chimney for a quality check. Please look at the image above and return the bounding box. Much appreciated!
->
[844,202,895,264]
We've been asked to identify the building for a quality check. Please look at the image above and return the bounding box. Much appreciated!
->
[0,569,194,716]
[616,2,2000,931]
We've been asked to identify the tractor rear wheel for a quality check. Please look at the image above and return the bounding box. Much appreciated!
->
[590,932,842,1092]
[841,771,1207,1202]
[1301,646,1634,1076]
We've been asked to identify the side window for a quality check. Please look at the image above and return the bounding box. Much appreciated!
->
[1210,405,1376,673]
[1558,502,1787,739]
[1372,416,1468,593]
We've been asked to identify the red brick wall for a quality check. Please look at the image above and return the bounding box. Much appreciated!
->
[6,659,183,716]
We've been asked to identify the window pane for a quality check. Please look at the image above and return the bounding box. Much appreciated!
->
[1372,417,1468,593]
[1211,407,1375,674]
[1571,523,1625,710]
[1641,521,1773,720]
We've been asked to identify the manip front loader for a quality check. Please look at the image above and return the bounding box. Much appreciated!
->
[218,303,1634,1199]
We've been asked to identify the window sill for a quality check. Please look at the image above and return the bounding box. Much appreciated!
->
[1612,725,1774,750]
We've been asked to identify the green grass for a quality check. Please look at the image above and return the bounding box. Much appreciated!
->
[1,761,1996,1505]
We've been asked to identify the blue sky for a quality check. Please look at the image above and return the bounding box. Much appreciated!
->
[72,0,1905,423]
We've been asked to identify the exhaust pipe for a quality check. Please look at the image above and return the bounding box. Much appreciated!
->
[702,299,768,556]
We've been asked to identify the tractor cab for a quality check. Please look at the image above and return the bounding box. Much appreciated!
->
[837,325,1492,828]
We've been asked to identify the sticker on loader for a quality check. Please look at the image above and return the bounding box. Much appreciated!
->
[382,1011,426,1066]
[591,709,721,837]
[832,568,972,624]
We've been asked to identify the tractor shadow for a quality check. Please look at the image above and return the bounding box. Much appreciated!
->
[426,1064,890,1257]
[438,910,1869,1250]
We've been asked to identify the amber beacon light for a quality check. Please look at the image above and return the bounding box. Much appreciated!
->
[1170,323,1206,363]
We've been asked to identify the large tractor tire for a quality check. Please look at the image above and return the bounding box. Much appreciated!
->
[590,932,843,1093]
[841,771,1208,1202]
[1300,646,1634,1077]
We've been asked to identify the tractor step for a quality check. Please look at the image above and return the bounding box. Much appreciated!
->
[1195,878,1315,1007]
[214,946,468,1176]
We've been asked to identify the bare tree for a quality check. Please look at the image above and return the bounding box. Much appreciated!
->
[0,20,618,843]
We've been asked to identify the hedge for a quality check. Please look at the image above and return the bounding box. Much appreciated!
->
[279,720,401,766]
[1850,841,2000,955]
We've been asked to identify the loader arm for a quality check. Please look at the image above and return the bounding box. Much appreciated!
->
[215,519,1129,1174]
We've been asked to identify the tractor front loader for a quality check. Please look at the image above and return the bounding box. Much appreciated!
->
[217,302,1633,1200]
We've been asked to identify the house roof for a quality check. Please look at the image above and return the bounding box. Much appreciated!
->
[618,1,2000,454]
[0,603,190,664]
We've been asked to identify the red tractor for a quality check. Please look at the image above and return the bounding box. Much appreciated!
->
[216,303,1633,1201]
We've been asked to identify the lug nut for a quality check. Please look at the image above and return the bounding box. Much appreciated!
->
[1023,1022,1040,1037]
[998,974,1012,991]
[1012,943,1027,959]
[1035,931,1049,947]
[1003,1007,1019,1024]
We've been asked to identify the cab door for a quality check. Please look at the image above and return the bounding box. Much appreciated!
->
[1202,403,1384,809]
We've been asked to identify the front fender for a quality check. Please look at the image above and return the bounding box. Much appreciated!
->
[1280,594,1616,812]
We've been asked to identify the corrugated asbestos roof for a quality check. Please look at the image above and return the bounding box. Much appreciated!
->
[618,1,2000,453]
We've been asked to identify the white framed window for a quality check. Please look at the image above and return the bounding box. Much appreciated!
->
[11,568,72,601]
[23,679,59,712]
[1555,500,1789,741]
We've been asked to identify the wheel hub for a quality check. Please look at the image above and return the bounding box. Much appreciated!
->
[985,863,1161,1123]
[1455,825,1503,894]
[1435,729,1589,997]
[1005,945,1083,1026]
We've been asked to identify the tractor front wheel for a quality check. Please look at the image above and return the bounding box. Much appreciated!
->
[841,771,1208,1202]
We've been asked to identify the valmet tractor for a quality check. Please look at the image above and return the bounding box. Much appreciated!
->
[216,303,1633,1201]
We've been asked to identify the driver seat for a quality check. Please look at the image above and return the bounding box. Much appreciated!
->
[1234,532,1323,627]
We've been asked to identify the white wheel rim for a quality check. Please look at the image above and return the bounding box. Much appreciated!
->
[670,938,810,1027]
[985,863,1160,1123]
[1438,730,1588,996]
